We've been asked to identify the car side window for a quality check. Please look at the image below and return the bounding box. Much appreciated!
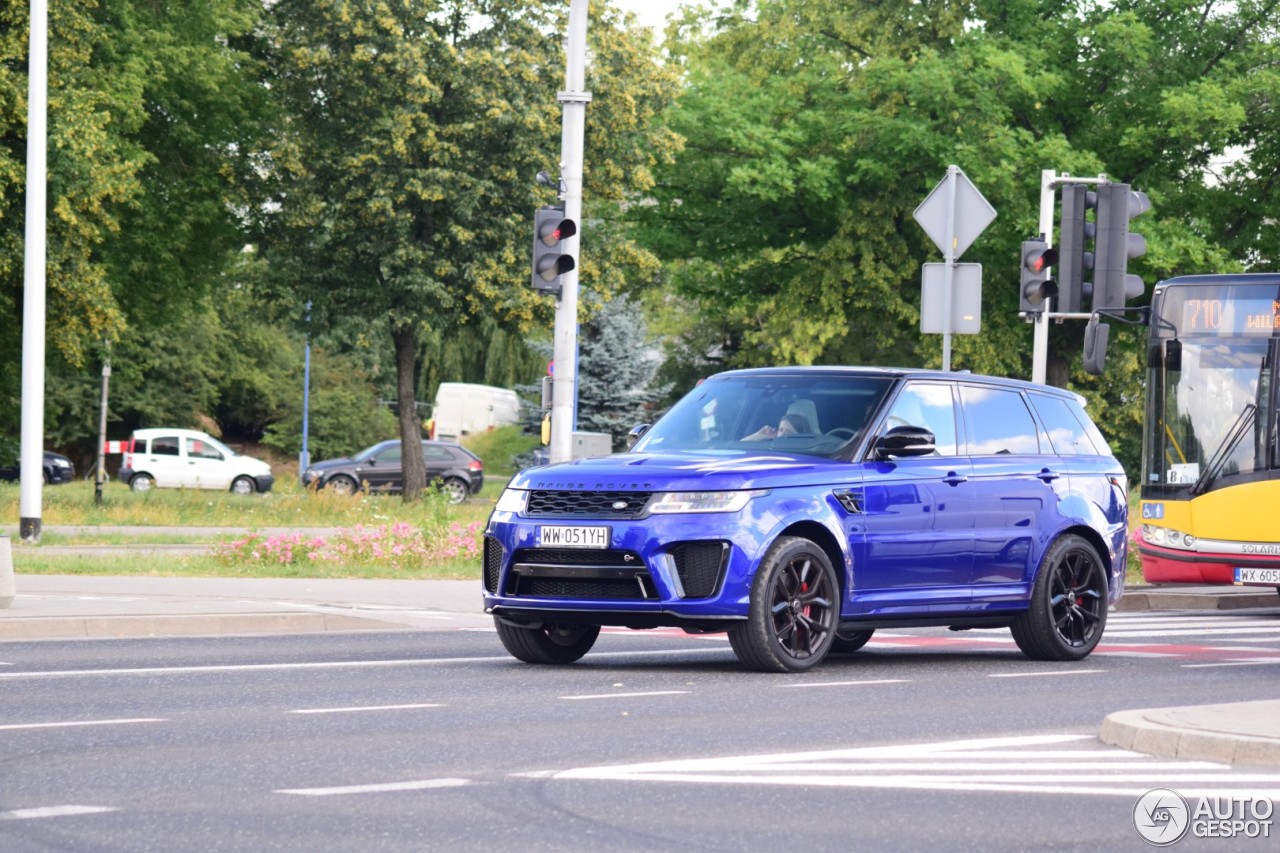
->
[187,438,224,461]
[152,436,181,456]
[881,382,958,456]
[423,446,452,461]
[960,385,1041,456]
[375,445,402,464]
[1028,394,1099,455]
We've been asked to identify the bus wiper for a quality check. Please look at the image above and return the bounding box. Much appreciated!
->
[1190,403,1256,496]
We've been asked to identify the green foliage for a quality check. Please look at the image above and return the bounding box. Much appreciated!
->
[639,0,1280,476]
[261,347,399,462]
[461,424,538,478]
[576,294,670,448]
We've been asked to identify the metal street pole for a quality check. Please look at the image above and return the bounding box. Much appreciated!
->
[1030,169,1056,385]
[94,345,110,506]
[300,301,312,481]
[549,0,591,465]
[19,0,49,542]
[940,165,958,372]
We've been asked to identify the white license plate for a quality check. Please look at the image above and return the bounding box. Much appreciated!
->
[538,526,609,549]
[1234,568,1280,585]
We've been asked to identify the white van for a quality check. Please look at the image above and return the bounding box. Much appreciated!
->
[119,428,274,494]
[431,383,520,441]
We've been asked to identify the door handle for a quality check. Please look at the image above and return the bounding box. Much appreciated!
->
[941,473,968,486]
[1037,469,1060,482]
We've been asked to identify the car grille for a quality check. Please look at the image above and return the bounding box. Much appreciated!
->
[670,541,729,599]
[506,548,655,600]
[483,536,503,593]
[524,490,652,519]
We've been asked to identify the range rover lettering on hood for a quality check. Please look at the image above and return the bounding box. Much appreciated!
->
[531,481,655,490]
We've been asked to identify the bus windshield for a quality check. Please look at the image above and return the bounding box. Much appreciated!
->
[1144,283,1279,495]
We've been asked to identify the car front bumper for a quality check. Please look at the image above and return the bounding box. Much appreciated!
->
[481,509,773,626]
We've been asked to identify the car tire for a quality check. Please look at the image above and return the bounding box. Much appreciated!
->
[230,476,256,495]
[328,474,359,496]
[728,536,839,673]
[1010,534,1109,661]
[494,618,600,664]
[441,478,469,505]
[830,627,875,654]
[130,473,155,493]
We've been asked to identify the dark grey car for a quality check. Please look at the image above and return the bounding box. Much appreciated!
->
[301,440,484,503]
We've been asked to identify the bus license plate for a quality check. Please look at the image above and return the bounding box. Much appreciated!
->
[1234,568,1280,585]
[539,526,609,549]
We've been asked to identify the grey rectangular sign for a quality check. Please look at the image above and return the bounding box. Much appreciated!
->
[921,263,982,334]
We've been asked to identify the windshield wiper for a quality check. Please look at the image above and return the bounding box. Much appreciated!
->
[1190,403,1256,496]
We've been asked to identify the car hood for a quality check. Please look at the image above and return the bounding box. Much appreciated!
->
[508,450,855,492]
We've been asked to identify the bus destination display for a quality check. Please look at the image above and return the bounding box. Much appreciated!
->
[1171,288,1280,336]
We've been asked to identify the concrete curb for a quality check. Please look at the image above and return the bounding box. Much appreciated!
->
[0,611,405,641]
[1100,702,1280,766]
[1114,586,1279,611]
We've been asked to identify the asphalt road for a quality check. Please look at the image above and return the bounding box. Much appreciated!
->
[3,611,1280,852]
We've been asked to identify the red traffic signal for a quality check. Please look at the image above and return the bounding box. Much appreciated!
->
[1020,240,1059,312]
[532,206,577,293]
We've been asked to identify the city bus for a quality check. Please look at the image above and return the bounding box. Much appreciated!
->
[1138,273,1280,590]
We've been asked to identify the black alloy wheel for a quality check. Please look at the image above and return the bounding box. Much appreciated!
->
[729,536,840,672]
[1011,534,1108,661]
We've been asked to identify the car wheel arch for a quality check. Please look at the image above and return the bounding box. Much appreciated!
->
[772,518,849,597]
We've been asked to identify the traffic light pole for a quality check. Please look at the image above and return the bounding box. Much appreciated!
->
[549,0,591,465]
[1029,169,1104,385]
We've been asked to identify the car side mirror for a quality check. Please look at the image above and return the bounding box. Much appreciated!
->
[626,424,651,450]
[874,425,936,460]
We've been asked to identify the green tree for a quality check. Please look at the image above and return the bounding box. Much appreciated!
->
[639,0,1272,473]
[576,294,669,448]
[257,0,679,500]
[1,0,270,442]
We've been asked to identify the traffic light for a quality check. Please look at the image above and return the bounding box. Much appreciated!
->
[531,205,577,294]
[1056,184,1096,313]
[1019,239,1059,313]
[1093,182,1150,309]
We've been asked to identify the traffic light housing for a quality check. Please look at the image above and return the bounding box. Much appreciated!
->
[1020,239,1059,313]
[1056,184,1096,313]
[531,205,577,295]
[1093,182,1150,309]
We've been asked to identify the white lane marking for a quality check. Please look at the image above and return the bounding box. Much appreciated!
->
[779,679,909,689]
[0,647,738,680]
[560,690,690,700]
[0,718,164,731]
[1102,626,1280,638]
[1,805,117,820]
[1181,659,1280,668]
[290,703,443,715]
[276,778,471,796]
[549,733,1280,797]
[988,670,1105,678]
[269,602,458,621]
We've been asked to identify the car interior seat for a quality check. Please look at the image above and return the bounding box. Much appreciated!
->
[785,399,820,433]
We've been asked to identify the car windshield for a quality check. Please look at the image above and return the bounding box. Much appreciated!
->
[631,373,894,459]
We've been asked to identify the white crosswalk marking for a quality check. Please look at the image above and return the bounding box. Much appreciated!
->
[553,734,1280,798]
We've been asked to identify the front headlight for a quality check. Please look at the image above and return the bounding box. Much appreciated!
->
[649,489,770,514]
[494,488,528,513]
[1142,524,1196,551]
[52,458,71,468]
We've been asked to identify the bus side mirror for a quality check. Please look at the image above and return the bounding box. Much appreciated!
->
[1083,315,1111,376]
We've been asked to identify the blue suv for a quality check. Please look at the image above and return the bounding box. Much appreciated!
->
[483,368,1128,672]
